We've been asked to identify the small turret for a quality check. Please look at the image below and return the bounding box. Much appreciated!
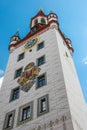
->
[9,31,21,52]
[10,31,20,45]
[48,11,59,29]
[65,38,74,55]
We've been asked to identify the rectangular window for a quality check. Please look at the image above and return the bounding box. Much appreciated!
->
[17,52,25,62]
[10,87,20,101]
[37,41,44,50]
[17,102,33,126]
[7,114,13,128]
[22,106,30,121]
[3,110,15,130]
[37,55,45,66]
[14,68,22,79]
[41,98,46,112]
[37,74,46,88]
[37,94,49,117]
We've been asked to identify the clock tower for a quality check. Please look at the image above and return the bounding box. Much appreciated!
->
[0,9,87,130]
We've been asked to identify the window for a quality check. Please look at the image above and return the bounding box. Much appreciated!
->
[17,52,24,61]
[3,110,15,130]
[17,102,33,126]
[37,73,46,88]
[37,41,44,50]
[41,18,46,24]
[14,68,22,79]
[10,87,20,101]
[22,106,30,120]
[40,98,46,112]
[34,19,38,25]
[37,55,45,66]
[37,94,49,117]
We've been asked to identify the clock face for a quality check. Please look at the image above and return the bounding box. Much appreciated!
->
[24,37,38,50]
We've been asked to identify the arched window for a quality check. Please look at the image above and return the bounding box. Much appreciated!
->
[34,19,38,25]
[41,18,46,24]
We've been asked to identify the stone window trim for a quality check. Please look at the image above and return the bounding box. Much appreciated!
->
[36,72,47,89]
[14,67,23,79]
[17,101,33,126]
[37,94,49,117]
[3,110,15,130]
[36,55,46,67]
[17,52,25,62]
[9,87,20,102]
[37,41,44,51]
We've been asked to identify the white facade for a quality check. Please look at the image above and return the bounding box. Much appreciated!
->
[0,10,87,130]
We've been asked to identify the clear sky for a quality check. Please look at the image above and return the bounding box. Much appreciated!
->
[0,0,87,102]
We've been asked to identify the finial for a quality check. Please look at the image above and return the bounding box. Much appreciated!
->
[50,10,53,13]
[39,7,43,11]
[15,30,20,37]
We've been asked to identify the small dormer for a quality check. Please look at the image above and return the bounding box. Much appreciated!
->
[30,9,48,33]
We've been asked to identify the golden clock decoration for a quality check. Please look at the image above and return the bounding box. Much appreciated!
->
[23,37,39,51]
[17,62,40,92]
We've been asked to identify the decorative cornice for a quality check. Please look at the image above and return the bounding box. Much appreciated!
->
[9,19,73,54]
[9,21,58,52]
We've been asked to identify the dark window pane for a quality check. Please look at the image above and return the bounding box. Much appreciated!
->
[11,88,19,101]
[34,19,38,25]
[37,74,46,88]
[41,18,46,24]
[18,53,24,61]
[37,42,44,50]
[22,107,30,121]
[37,56,45,66]
[15,68,22,79]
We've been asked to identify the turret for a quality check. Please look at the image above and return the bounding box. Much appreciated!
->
[30,9,48,33]
[9,31,21,52]
[48,11,59,29]
[65,38,74,55]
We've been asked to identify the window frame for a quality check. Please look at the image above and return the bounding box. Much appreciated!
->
[17,52,25,62]
[37,94,49,117]
[41,18,46,24]
[37,41,44,51]
[37,55,45,66]
[9,87,20,102]
[17,102,33,126]
[3,110,15,130]
[34,19,38,25]
[36,73,47,89]
[14,67,23,79]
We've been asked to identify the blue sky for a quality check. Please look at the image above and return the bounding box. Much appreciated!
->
[0,0,87,102]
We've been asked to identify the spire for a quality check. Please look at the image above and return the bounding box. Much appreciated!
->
[37,9,46,17]
[39,7,43,11]
[31,9,46,19]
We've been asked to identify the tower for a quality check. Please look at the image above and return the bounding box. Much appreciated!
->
[0,9,87,130]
